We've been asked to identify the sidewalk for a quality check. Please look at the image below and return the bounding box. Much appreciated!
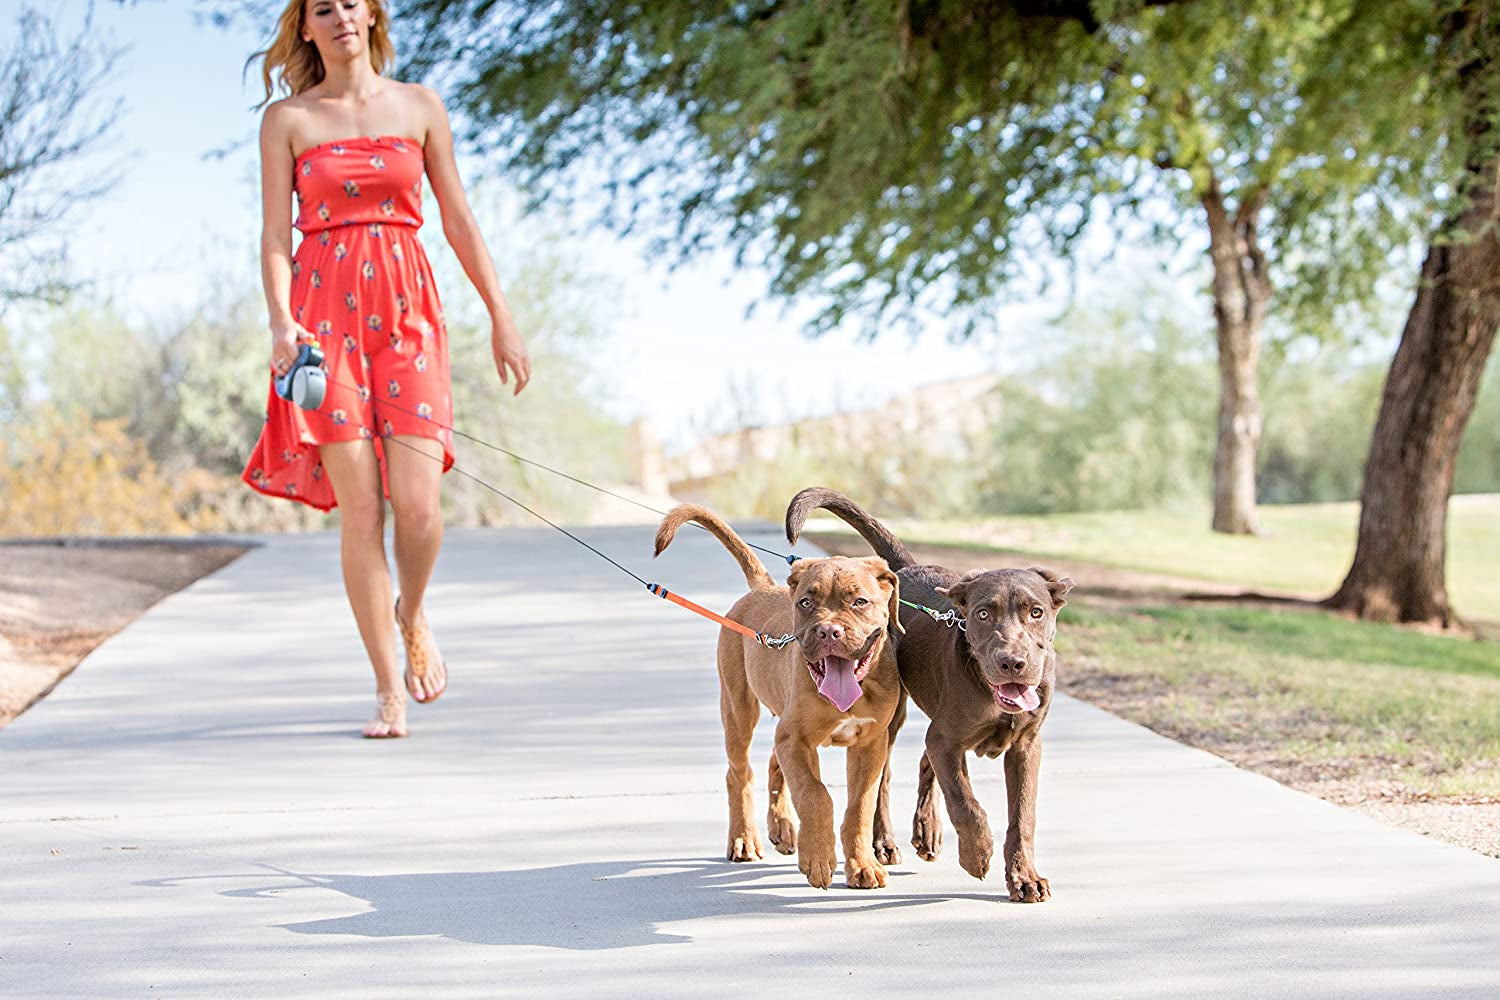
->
[3,526,1498,998]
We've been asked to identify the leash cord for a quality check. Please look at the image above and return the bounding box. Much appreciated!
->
[322,378,943,637]
[380,434,649,587]
[377,433,796,647]
[326,376,797,565]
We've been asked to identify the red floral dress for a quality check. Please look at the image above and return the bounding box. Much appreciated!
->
[243,135,455,511]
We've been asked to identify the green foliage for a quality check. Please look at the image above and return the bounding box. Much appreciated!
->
[1257,354,1387,503]
[435,237,630,526]
[2,232,631,534]
[399,0,1458,341]
[977,299,1218,514]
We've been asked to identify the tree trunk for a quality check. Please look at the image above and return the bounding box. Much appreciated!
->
[1202,177,1269,535]
[1324,168,1500,626]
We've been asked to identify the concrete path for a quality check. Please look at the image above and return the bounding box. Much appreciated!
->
[2,526,1498,998]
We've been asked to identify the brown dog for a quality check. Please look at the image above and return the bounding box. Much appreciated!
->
[655,504,904,890]
[785,488,1073,903]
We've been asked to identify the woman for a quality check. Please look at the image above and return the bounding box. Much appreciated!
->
[243,0,530,738]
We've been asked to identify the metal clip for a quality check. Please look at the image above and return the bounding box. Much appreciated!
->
[759,632,798,649]
[925,607,967,632]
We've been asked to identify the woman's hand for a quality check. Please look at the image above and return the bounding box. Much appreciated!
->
[270,319,315,377]
[491,319,531,395]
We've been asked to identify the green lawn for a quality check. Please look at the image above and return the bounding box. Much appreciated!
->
[1060,600,1500,798]
[849,494,1500,622]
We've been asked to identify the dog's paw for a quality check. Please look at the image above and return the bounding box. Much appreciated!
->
[726,832,763,863]
[872,834,901,867]
[958,831,994,881]
[1007,864,1050,903]
[799,852,836,890]
[766,809,797,855]
[845,856,888,890]
[911,810,943,862]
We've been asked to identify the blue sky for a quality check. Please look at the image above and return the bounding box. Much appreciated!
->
[11,0,1216,450]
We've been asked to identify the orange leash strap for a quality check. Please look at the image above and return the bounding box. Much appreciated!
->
[646,583,797,649]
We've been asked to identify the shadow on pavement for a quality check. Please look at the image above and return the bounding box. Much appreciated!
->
[140,857,995,950]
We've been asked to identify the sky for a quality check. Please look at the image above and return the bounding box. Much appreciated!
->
[8,0,1219,452]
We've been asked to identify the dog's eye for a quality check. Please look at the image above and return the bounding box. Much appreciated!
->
[1031,607,1044,620]
[853,597,869,607]
[975,609,990,620]
[798,597,813,609]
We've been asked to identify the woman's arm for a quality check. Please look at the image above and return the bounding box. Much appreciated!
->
[259,103,308,374]
[418,85,531,395]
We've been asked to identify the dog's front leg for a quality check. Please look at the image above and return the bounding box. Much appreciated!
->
[841,735,890,889]
[1002,734,1049,902]
[925,730,993,880]
[774,725,837,889]
[871,691,906,866]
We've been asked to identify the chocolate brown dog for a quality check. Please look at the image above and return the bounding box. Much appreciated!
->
[785,488,1073,903]
[655,504,904,890]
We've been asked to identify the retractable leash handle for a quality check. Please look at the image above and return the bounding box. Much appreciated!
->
[276,343,327,411]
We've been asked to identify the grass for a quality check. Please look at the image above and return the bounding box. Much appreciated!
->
[808,500,1500,806]
[826,494,1500,623]
[1060,600,1500,798]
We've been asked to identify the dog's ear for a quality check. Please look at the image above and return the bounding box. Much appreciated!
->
[1028,566,1075,609]
[786,560,808,592]
[863,557,904,635]
[936,569,983,609]
[935,582,968,607]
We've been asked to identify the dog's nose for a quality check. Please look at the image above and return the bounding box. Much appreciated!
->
[816,623,845,643]
[995,654,1024,673]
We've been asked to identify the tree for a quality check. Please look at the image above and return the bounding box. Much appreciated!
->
[397,0,1445,534]
[1326,4,1500,627]
[0,5,121,305]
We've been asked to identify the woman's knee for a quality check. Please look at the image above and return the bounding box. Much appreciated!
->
[339,496,386,539]
[392,494,442,538]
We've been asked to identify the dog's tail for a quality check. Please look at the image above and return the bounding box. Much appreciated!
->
[784,487,915,571]
[655,504,776,590]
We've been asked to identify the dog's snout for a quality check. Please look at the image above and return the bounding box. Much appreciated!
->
[995,653,1025,673]
[816,622,845,643]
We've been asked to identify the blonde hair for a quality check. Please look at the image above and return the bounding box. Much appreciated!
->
[249,0,395,108]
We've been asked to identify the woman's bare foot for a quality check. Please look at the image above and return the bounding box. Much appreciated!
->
[395,597,447,704]
[362,691,408,738]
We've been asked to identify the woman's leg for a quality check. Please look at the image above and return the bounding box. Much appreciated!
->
[318,438,405,736]
[383,434,447,702]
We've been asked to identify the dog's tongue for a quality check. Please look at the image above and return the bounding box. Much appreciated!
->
[999,683,1041,712]
[817,656,863,712]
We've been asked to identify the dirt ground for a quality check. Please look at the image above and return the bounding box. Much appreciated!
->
[806,531,1500,860]
[0,541,247,727]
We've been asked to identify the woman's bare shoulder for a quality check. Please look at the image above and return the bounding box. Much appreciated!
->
[260,94,312,136]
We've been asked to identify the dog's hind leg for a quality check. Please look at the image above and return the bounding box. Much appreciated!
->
[720,640,764,863]
[722,688,764,862]
[872,691,906,866]
[766,747,797,855]
[911,749,945,862]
